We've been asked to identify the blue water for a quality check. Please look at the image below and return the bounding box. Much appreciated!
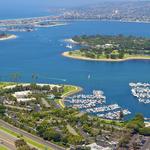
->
[0,20,150,119]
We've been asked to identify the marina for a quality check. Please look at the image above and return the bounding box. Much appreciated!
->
[65,90,131,120]
[97,109,131,120]
[129,82,150,104]
[0,19,150,119]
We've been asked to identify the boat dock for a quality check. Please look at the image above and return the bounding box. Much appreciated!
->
[129,82,150,104]
[65,90,131,120]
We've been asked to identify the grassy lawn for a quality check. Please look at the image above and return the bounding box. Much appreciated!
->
[62,85,78,95]
[0,126,19,137]
[0,126,52,150]
[67,124,78,136]
[23,137,50,150]
[124,54,150,59]
[55,99,65,108]
[69,50,150,60]
[57,85,82,108]
[62,85,82,97]
[0,82,15,88]
[99,119,125,127]
[0,145,8,150]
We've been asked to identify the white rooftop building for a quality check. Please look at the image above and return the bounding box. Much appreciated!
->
[13,91,35,102]
[87,143,112,150]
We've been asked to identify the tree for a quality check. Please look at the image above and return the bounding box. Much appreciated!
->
[31,73,38,83]
[67,135,83,145]
[17,145,30,150]
[43,129,62,142]
[10,72,21,83]
[119,110,124,120]
[15,139,37,150]
[139,127,150,136]
[15,139,27,148]
[126,114,145,132]
[0,105,6,116]
[118,51,125,59]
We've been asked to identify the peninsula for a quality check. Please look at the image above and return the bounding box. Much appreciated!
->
[0,82,150,150]
[63,35,150,62]
[0,16,67,32]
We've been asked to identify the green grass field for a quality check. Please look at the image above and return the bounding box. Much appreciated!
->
[67,124,78,136]
[57,85,81,108]
[0,145,8,150]
[69,50,150,60]
[0,82,15,88]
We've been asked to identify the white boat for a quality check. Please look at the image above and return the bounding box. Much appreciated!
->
[66,44,73,49]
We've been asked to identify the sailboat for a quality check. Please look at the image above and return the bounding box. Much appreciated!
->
[66,44,73,49]
[88,74,91,79]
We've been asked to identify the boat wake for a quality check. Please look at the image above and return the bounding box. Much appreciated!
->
[40,76,67,82]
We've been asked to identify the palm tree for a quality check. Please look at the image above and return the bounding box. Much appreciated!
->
[10,72,21,83]
[31,73,38,83]
[119,110,124,120]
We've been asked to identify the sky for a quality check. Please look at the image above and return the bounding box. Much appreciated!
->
[0,0,110,7]
[0,0,135,8]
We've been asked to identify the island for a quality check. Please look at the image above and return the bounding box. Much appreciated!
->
[63,35,150,62]
[0,33,17,41]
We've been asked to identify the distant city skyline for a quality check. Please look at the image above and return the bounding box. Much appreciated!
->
[0,0,146,19]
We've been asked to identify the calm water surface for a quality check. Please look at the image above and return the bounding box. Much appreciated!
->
[0,20,150,119]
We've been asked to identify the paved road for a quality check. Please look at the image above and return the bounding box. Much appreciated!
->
[0,119,65,150]
[141,136,150,150]
[0,130,17,150]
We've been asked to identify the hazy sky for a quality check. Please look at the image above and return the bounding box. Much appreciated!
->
[46,0,106,7]
[0,0,105,14]
[0,0,130,8]
[0,0,106,18]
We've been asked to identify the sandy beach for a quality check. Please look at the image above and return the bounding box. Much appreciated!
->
[62,51,150,62]
[145,122,150,127]
[0,34,17,41]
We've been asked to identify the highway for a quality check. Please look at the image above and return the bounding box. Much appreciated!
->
[141,136,150,150]
[0,130,16,150]
[0,119,65,150]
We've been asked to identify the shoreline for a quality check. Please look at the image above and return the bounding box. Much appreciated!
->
[62,51,150,62]
[0,82,82,109]
[64,38,79,44]
[2,15,150,24]
[145,121,150,127]
[59,85,83,108]
[53,19,150,24]
[0,34,17,41]
[35,23,68,28]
